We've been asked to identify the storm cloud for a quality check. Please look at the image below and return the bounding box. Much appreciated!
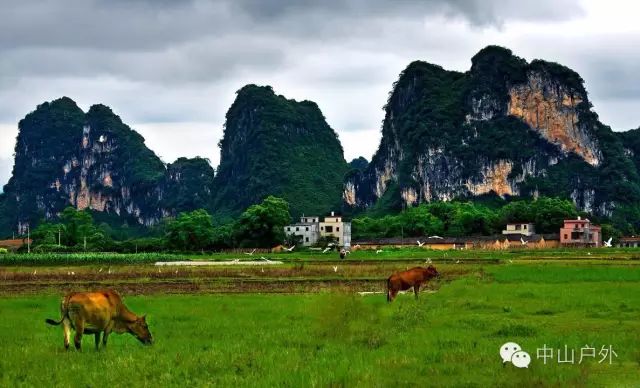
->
[1,0,639,189]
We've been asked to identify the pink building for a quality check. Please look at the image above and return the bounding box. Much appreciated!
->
[560,217,602,247]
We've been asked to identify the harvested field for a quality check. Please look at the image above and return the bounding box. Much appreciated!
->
[0,262,472,295]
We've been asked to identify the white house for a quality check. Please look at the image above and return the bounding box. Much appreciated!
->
[284,216,320,246]
[502,222,535,237]
[284,212,351,247]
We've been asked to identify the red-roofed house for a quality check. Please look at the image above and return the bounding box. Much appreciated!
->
[560,217,602,247]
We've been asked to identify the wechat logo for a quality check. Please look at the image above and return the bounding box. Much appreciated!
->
[500,342,531,368]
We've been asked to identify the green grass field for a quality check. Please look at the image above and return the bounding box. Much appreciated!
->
[3,247,640,266]
[0,263,638,387]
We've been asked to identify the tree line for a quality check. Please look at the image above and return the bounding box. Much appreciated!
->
[23,196,618,253]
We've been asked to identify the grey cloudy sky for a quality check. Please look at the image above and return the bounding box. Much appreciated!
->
[1,0,639,188]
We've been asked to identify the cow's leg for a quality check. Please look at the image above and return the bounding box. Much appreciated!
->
[414,283,421,299]
[102,322,113,349]
[102,330,111,348]
[73,319,84,350]
[390,289,398,302]
[94,333,101,351]
[62,319,71,350]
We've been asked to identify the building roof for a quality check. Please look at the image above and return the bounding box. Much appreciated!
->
[286,223,317,227]
[0,239,31,249]
[563,218,592,223]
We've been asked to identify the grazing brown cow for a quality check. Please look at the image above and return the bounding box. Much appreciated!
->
[45,289,152,350]
[387,265,440,302]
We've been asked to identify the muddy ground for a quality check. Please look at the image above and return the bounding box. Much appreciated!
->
[0,263,474,295]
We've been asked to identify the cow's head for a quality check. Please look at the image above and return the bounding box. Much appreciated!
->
[129,315,153,345]
[425,265,440,279]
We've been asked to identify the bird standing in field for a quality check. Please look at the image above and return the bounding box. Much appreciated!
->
[322,247,331,253]
[520,237,528,246]
[376,249,383,254]
[333,266,338,273]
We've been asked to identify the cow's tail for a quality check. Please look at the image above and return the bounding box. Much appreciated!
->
[45,294,71,326]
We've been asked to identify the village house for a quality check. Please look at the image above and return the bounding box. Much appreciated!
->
[502,222,535,237]
[284,212,351,247]
[283,216,320,246]
[617,236,640,248]
[559,217,602,247]
[0,238,32,252]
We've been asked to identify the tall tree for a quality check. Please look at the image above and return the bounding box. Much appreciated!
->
[233,196,291,248]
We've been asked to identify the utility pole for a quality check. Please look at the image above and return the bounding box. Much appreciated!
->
[58,227,61,246]
[84,236,87,251]
[27,225,30,254]
[401,201,405,246]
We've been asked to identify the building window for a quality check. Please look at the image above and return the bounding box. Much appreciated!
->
[287,227,290,232]
[296,227,299,232]
[306,227,309,231]
[325,226,333,233]
[523,224,527,229]
[336,227,339,232]
[564,234,568,240]
[515,224,521,230]
[305,237,309,242]
[321,226,324,231]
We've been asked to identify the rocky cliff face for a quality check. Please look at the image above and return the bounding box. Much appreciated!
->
[0,97,214,233]
[345,46,639,218]
[212,84,348,220]
[507,71,601,166]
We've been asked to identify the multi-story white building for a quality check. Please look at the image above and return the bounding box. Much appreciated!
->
[319,211,350,246]
[284,212,351,247]
[284,216,320,246]
[502,222,535,237]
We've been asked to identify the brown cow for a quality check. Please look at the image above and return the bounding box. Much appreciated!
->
[45,289,152,350]
[387,265,440,302]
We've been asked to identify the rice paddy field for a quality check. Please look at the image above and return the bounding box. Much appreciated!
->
[0,249,639,387]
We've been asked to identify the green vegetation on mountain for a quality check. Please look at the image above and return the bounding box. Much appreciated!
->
[348,157,369,171]
[212,85,348,221]
[162,157,215,214]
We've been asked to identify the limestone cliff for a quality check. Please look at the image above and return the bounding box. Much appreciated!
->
[1,97,214,233]
[345,46,638,218]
